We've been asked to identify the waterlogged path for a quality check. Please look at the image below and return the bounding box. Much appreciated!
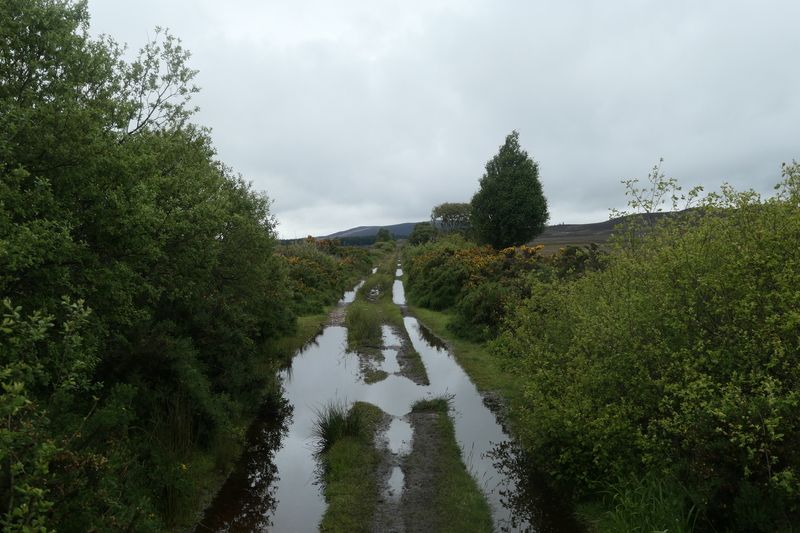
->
[198,267,576,532]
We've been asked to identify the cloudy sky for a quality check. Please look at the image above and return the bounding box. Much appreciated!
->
[88,1,800,238]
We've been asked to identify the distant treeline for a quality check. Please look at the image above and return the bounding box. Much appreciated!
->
[281,235,381,247]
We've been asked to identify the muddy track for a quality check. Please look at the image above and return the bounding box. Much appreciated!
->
[371,409,448,533]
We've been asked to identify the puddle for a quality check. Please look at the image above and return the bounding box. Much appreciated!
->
[382,325,402,347]
[385,418,413,455]
[385,466,405,503]
[395,268,403,277]
[200,280,577,532]
[340,280,365,304]
[403,316,526,530]
[392,280,405,305]
[194,397,291,532]
[379,348,401,374]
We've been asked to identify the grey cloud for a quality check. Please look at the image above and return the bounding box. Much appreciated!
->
[89,0,800,236]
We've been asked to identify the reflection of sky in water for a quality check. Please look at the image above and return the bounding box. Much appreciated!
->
[392,280,405,305]
[380,348,401,374]
[339,279,364,304]
[385,418,412,456]
[385,466,404,503]
[206,279,528,532]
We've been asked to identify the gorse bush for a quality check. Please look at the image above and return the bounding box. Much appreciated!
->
[404,235,473,310]
[448,280,514,342]
[404,234,594,342]
[493,166,800,530]
[279,239,371,315]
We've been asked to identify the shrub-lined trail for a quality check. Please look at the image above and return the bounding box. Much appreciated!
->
[197,254,578,531]
[5,4,798,531]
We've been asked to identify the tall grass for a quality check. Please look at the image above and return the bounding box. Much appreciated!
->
[599,473,698,533]
[312,401,366,454]
[411,394,453,413]
[345,300,382,349]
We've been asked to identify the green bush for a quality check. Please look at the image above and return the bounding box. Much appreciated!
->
[493,168,800,530]
[404,235,473,310]
[597,473,697,533]
[0,3,329,529]
[279,242,346,314]
[448,281,514,342]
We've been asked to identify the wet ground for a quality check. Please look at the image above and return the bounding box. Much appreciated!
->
[196,267,580,532]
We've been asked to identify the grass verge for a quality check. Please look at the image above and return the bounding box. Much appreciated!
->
[409,398,493,532]
[347,257,429,385]
[319,402,384,532]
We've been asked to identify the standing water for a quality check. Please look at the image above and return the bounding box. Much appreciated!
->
[198,269,577,532]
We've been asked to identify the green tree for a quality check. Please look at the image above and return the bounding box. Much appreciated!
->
[375,227,393,242]
[470,131,549,248]
[430,202,471,234]
[408,222,436,245]
[0,1,295,529]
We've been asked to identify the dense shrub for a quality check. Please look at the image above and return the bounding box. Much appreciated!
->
[405,234,575,341]
[404,235,487,310]
[0,3,358,529]
[448,280,515,342]
[279,240,371,315]
[493,169,800,530]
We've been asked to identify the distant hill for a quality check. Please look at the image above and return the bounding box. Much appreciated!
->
[321,211,680,250]
[322,222,422,239]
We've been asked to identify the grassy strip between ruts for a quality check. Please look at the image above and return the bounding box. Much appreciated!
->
[408,398,493,532]
[406,305,526,435]
[346,254,428,384]
[319,402,384,532]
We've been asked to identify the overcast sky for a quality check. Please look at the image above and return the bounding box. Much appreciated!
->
[88,0,800,238]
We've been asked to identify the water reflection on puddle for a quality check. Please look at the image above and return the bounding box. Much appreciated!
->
[379,348,401,374]
[199,280,574,532]
[340,280,364,304]
[385,418,413,455]
[392,280,405,305]
[385,467,405,503]
[382,325,402,346]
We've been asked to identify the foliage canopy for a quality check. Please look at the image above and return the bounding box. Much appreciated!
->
[470,131,549,248]
[430,202,471,234]
[0,2,372,530]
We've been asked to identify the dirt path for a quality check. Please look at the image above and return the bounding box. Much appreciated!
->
[372,413,405,533]
[399,410,444,532]
[371,409,447,533]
